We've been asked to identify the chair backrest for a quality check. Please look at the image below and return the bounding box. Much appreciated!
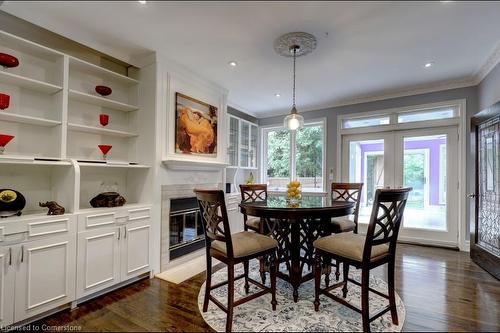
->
[194,189,234,258]
[363,187,412,263]
[239,184,268,203]
[331,183,363,228]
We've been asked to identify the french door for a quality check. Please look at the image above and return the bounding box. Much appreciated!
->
[341,126,459,247]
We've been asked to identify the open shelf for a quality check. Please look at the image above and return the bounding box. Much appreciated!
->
[77,160,149,168]
[69,89,139,112]
[69,56,138,86]
[0,112,62,127]
[0,155,69,165]
[68,123,138,138]
[0,70,63,94]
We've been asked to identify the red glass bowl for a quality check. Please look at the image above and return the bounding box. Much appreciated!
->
[0,53,19,68]
[0,134,14,147]
[95,85,112,96]
[98,144,112,155]
[0,93,10,110]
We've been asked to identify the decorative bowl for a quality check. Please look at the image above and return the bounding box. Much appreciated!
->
[0,93,10,110]
[0,53,19,68]
[95,85,112,96]
[0,134,14,154]
[98,144,112,159]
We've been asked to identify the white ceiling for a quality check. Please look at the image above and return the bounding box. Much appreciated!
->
[2,1,500,117]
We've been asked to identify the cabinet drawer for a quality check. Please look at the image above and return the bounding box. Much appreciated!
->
[128,207,150,221]
[79,212,116,229]
[28,218,70,238]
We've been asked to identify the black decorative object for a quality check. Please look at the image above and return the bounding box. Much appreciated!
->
[0,189,26,217]
[90,192,126,208]
[39,201,65,215]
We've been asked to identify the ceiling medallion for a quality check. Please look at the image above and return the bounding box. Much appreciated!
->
[274,32,317,58]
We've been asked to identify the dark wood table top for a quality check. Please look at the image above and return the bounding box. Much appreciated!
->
[239,195,355,219]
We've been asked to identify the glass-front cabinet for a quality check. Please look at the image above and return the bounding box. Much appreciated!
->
[227,115,258,169]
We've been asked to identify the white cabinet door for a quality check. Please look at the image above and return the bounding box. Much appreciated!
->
[0,246,15,328]
[120,220,150,281]
[76,227,120,298]
[14,234,76,322]
[249,124,258,168]
[228,116,239,167]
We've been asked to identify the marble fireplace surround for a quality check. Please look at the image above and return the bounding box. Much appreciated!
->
[160,182,222,272]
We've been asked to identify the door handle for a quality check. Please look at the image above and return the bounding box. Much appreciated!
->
[20,245,24,263]
[8,247,12,266]
[118,228,121,240]
[124,226,127,239]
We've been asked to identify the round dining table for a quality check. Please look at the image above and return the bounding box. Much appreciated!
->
[240,195,355,302]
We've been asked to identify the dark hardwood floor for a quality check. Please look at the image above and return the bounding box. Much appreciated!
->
[31,244,499,332]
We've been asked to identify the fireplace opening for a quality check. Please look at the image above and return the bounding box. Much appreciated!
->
[169,197,205,260]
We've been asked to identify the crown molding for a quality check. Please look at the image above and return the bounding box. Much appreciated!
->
[474,42,500,84]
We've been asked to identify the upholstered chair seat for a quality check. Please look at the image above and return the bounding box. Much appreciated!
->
[245,216,261,230]
[330,216,356,233]
[212,231,278,258]
[314,233,389,262]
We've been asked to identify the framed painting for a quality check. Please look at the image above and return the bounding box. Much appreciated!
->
[175,92,218,156]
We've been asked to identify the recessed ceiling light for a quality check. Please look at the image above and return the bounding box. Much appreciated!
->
[424,62,435,68]
[138,0,147,4]
[228,61,238,67]
[275,93,281,98]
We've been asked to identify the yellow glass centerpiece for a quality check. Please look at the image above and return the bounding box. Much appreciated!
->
[286,180,301,206]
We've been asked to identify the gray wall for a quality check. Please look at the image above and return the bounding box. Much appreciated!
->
[478,62,500,111]
[260,86,478,242]
[228,106,258,123]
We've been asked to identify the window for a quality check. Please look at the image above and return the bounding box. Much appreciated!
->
[342,116,390,129]
[398,107,457,123]
[263,121,325,192]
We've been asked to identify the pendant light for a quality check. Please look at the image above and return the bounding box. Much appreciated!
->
[283,45,304,131]
[274,32,316,131]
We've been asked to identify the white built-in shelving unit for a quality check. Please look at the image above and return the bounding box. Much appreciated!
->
[0,29,154,328]
[0,29,152,212]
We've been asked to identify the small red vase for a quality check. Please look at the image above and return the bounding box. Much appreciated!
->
[0,93,10,110]
[95,85,112,96]
[99,113,109,126]
[98,144,112,159]
[0,53,19,68]
[0,134,14,154]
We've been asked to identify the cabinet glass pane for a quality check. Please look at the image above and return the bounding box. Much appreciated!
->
[250,125,258,168]
[228,117,239,166]
[240,122,250,167]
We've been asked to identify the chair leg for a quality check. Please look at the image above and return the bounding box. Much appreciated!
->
[361,268,371,333]
[323,256,331,287]
[243,260,250,295]
[226,263,235,333]
[270,252,278,311]
[388,259,399,325]
[342,262,349,298]
[313,253,322,311]
[259,256,267,285]
[335,259,341,281]
[203,255,212,312]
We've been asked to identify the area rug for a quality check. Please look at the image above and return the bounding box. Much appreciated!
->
[198,261,405,332]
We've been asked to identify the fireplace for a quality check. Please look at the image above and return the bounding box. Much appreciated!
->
[169,197,205,260]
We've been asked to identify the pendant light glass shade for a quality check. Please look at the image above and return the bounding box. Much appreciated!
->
[284,107,304,131]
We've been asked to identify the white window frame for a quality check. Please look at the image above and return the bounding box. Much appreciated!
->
[260,118,327,194]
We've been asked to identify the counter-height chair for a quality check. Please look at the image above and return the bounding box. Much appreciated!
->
[195,189,278,332]
[239,184,268,232]
[326,182,363,283]
[313,187,412,333]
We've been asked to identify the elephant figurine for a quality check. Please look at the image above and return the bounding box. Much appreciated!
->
[39,201,65,215]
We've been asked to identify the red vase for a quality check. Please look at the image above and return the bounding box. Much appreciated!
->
[0,93,10,110]
[0,134,14,154]
[95,85,112,96]
[98,144,112,159]
[0,53,19,68]
[99,113,109,126]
